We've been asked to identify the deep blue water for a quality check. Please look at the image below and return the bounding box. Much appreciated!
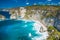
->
[0,20,42,40]
[0,11,10,19]
[0,0,60,8]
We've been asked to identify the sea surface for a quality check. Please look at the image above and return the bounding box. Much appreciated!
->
[0,20,42,40]
[0,0,60,8]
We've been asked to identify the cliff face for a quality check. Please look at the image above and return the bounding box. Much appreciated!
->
[7,6,60,26]
[0,15,5,20]
[1,6,60,27]
[24,6,60,26]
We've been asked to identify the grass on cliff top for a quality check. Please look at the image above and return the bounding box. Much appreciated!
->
[25,5,60,10]
[47,26,60,40]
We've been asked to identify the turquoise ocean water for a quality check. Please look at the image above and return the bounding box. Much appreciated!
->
[0,20,42,40]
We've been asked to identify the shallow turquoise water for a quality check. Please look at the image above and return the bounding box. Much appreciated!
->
[0,20,42,40]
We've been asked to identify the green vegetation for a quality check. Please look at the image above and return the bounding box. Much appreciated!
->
[47,26,60,40]
[25,5,60,19]
[25,5,60,10]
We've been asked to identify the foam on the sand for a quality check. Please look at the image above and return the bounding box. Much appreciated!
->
[24,19,49,40]
[32,20,49,40]
[17,19,49,40]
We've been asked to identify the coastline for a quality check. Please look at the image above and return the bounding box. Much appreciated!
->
[17,19,49,40]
